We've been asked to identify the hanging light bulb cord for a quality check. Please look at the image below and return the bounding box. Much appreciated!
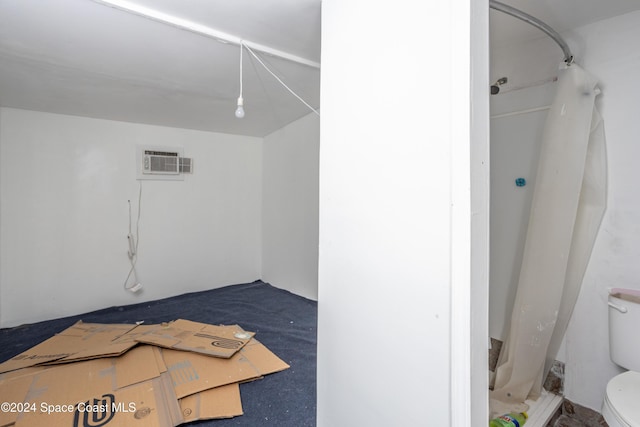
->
[239,41,319,117]
[239,42,243,99]
[235,42,245,118]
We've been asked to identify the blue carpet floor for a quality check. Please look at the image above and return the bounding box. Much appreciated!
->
[0,280,317,426]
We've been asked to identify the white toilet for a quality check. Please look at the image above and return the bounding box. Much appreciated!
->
[602,289,640,427]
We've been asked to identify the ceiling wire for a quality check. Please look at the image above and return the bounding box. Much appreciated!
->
[245,44,287,126]
[241,42,320,117]
[91,0,320,119]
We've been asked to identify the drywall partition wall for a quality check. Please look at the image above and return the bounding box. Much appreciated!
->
[470,0,491,422]
[0,109,2,327]
[490,10,640,411]
[318,0,479,425]
[262,112,319,300]
[0,108,262,328]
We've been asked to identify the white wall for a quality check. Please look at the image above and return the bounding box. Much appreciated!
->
[471,0,491,422]
[564,10,640,411]
[490,10,640,411]
[318,0,482,425]
[262,112,319,300]
[0,108,263,327]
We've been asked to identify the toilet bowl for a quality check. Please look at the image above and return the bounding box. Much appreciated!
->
[603,290,640,427]
[602,371,640,427]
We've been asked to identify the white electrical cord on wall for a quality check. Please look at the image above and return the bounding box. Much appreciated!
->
[124,182,143,292]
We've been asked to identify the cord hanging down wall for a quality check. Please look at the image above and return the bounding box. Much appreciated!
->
[124,182,143,293]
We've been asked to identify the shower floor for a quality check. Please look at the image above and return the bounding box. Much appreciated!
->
[489,339,564,425]
[525,390,563,427]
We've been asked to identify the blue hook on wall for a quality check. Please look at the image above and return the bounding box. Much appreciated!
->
[515,177,526,187]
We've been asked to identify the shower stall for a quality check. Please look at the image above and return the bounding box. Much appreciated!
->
[488,1,607,423]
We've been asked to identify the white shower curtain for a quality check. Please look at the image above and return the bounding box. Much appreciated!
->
[491,63,607,408]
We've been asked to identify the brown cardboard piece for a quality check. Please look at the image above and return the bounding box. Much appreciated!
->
[0,319,289,427]
[0,368,47,427]
[178,383,243,422]
[135,319,254,358]
[159,336,289,399]
[4,346,183,427]
[0,322,142,374]
[161,348,260,399]
[157,334,289,423]
[239,338,290,377]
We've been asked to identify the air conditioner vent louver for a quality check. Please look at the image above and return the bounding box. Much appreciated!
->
[179,157,193,174]
[143,150,180,175]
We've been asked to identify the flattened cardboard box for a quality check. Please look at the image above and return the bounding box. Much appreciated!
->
[162,348,260,398]
[0,367,48,427]
[0,320,255,374]
[0,322,144,374]
[160,335,289,424]
[135,319,254,359]
[239,338,290,378]
[160,336,289,399]
[2,346,183,427]
[179,384,243,423]
[0,344,255,427]
[0,320,289,426]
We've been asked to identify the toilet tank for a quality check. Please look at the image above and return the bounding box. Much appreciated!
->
[609,289,640,372]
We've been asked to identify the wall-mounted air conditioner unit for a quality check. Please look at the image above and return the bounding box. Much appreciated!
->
[144,149,180,175]
[136,145,193,180]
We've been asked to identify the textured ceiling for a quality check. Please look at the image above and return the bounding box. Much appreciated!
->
[0,0,321,137]
[0,0,638,137]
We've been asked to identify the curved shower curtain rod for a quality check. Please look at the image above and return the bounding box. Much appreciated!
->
[490,0,574,64]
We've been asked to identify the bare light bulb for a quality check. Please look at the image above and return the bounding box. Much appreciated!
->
[235,96,245,119]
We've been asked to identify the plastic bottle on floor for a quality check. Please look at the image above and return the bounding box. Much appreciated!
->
[489,412,528,427]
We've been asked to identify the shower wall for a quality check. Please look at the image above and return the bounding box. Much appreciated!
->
[489,82,555,343]
[490,10,640,411]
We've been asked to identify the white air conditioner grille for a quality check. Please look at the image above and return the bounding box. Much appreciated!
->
[143,150,179,175]
[179,157,193,174]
